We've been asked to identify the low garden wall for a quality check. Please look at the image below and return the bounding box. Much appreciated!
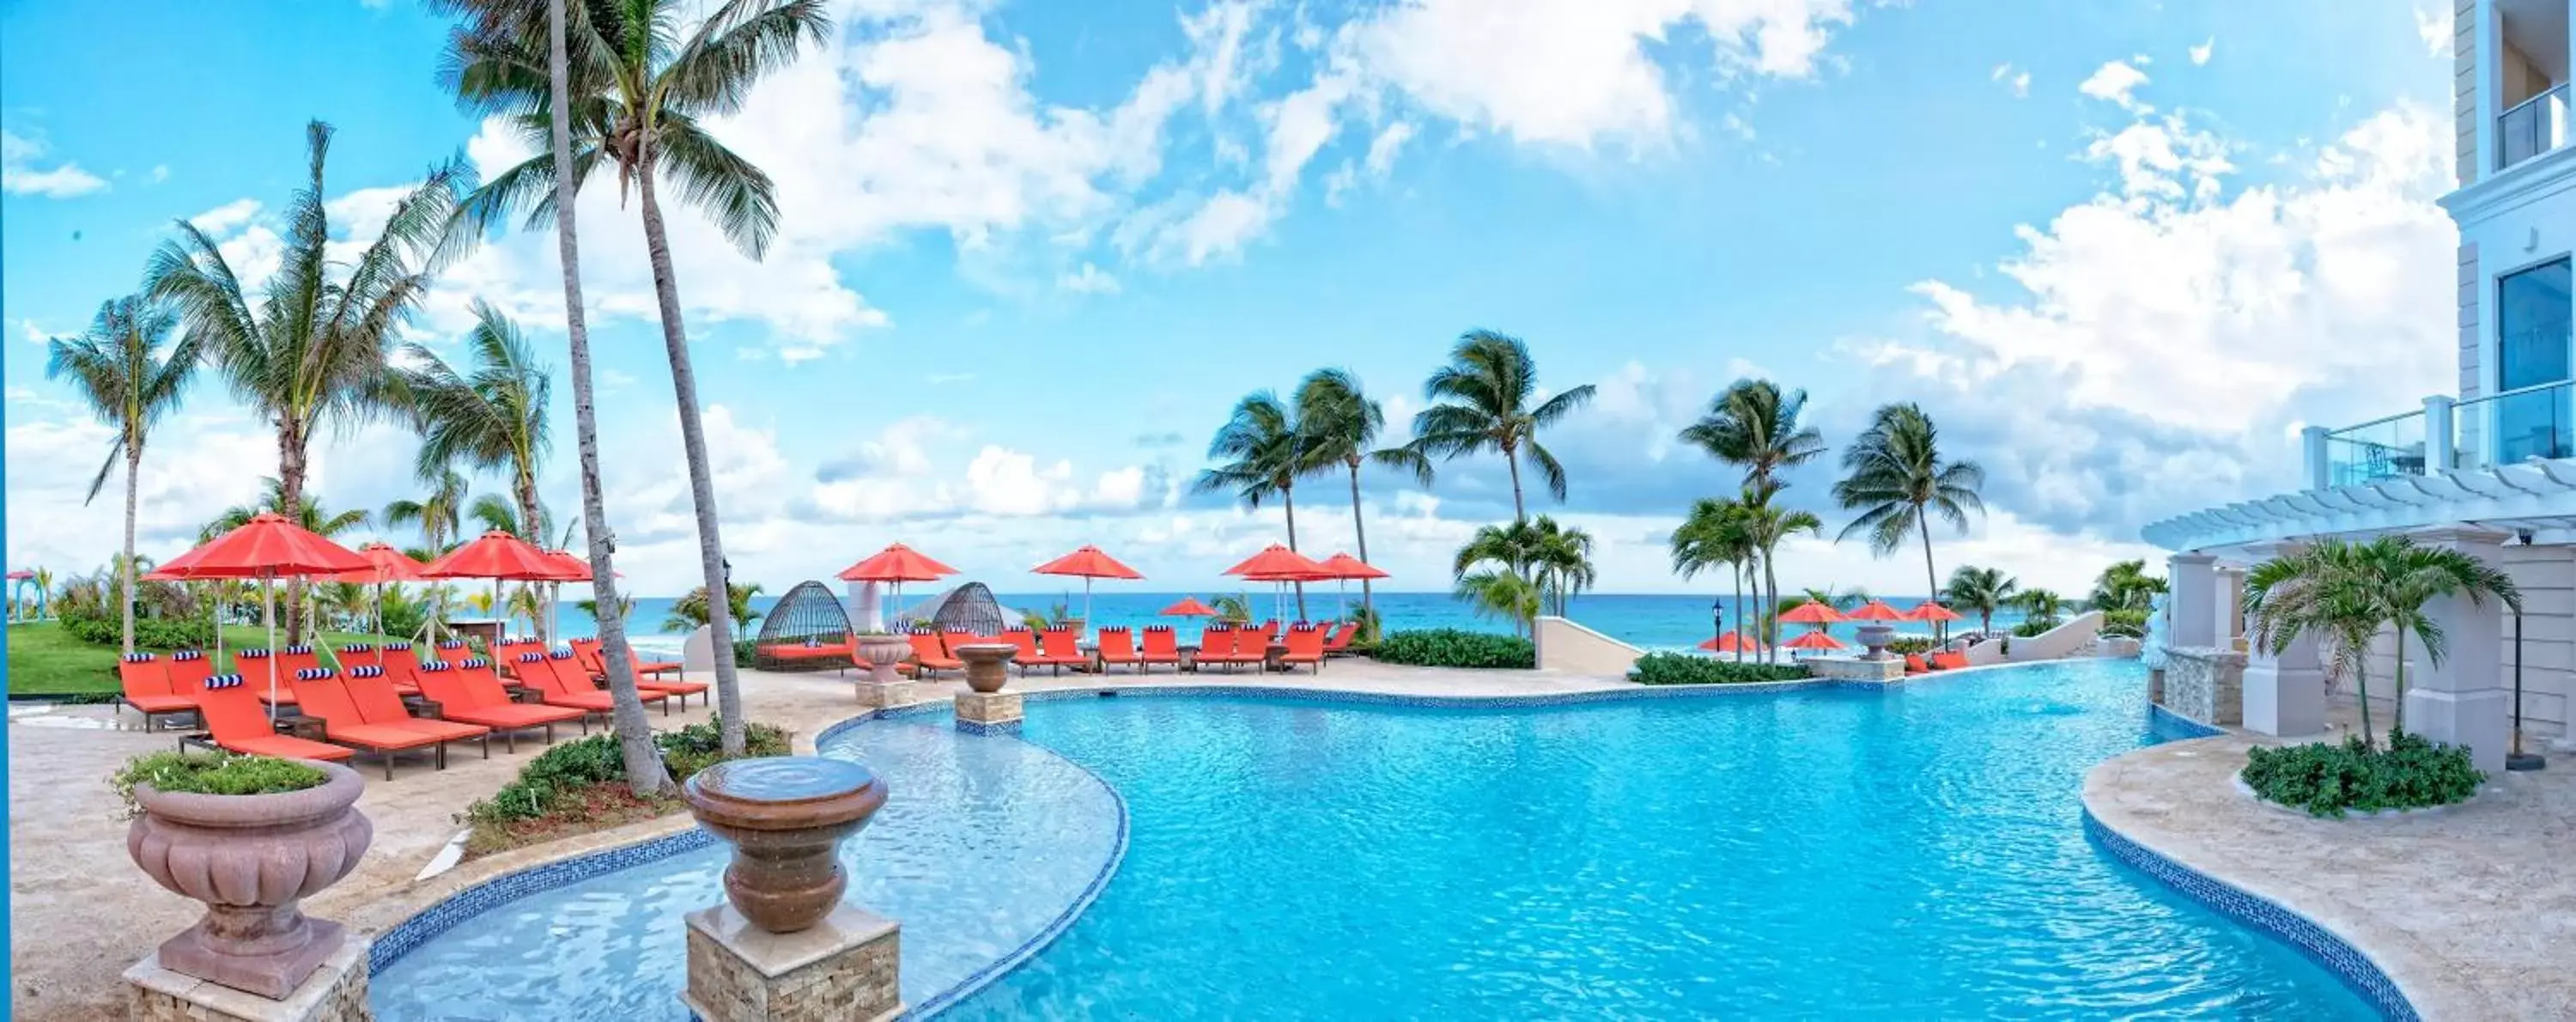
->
[2160,647,2245,727]
[1533,616,1643,677]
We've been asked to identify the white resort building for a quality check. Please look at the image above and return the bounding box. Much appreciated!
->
[2143,0,2574,769]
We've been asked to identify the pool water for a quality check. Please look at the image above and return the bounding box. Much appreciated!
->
[950,662,2373,1018]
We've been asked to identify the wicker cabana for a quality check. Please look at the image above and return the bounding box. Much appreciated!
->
[898,581,1011,636]
[753,581,854,672]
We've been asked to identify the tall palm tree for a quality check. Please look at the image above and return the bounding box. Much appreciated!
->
[430,0,670,788]
[1408,330,1596,521]
[2013,588,2066,630]
[384,470,471,559]
[1832,403,1984,641]
[1453,519,1574,636]
[1672,497,1754,660]
[2089,559,2168,611]
[1196,390,1330,617]
[204,480,372,541]
[2354,537,2518,734]
[1527,516,1597,618]
[1680,379,1826,495]
[1733,491,1822,662]
[663,582,765,634]
[445,0,831,759]
[147,120,469,645]
[1294,368,1431,616]
[2244,538,2517,748]
[404,301,551,557]
[46,295,200,653]
[1943,565,2018,637]
[1455,569,1540,636]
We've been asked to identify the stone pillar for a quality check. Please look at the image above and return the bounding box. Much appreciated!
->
[2216,565,2247,649]
[2166,553,2218,651]
[952,643,1023,733]
[125,940,371,1022]
[2407,526,2513,771]
[2239,542,2327,737]
[2300,425,2331,490]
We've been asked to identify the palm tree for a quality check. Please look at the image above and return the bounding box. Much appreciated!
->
[1732,492,1823,662]
[1943,566,2018,637]
[1453,519,1566,636]
[1208,594,1255,625]
[1455,569,1540,635]
[445,0,831,760]
[2244,538,2518,748]
[1832,403,1984,641]
[204,480,371,541]
[1527,516,1597,618]
[1680,379,1826,495]
[1196,391,1330,617]
[574,593,636,623]
[663,582,765,634]
[2014,588,2066,630]
[147,120,469,645]
[404,301,551,556]
[46,295,200,653]
[1294,368,1431,616]
[1407,330,1596,521]
[1672,497,1754,660]
[2089,559,2168,611]
[385,471,471,558]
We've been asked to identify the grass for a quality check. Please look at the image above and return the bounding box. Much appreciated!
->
[5,620,400,697]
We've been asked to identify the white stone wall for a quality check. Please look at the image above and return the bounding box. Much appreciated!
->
[1533,616,1643,678]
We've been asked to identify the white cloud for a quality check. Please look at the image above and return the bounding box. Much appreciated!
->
[2188,38,2215,66]
[2076,60,2151,113]
[2413,3,2451,58]
[188,198,262,235]
[1991,63,2031,98]
[149,165,170,184]
[0,129,108,198]
[1057,261,1120,295]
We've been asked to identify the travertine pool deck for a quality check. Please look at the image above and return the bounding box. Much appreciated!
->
[2084,733,2576,1020]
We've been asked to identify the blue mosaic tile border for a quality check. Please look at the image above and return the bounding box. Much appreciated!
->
[953,717,1022,735]
[2148,702,2226,739]
[2081,809,2418,1020]
[369,826,715,974]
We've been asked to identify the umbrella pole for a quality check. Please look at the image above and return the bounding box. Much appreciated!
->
[262,574,278,725]
[1084,577,1095,634]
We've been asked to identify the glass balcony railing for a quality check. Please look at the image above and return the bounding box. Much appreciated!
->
[2456,380,2576,470]
[2324,411,2428,487]
[2500,82,2570,171]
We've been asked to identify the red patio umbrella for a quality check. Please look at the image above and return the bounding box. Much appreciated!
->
[837,543,959,622]
[1698,630,1768,654]
[4,569,29,581]
[1315,552,1388,620]
[1787,630,1847,653]
[1846,599,1909,622]
[1907,599,1964,641]
[423,530,568,640]
[323,542,427,641]
[1778,601,1845,625]
[1225,544,1333,624]
[1032,545,1142,630]
[1159,596,1218,617]
[157,513,371,719]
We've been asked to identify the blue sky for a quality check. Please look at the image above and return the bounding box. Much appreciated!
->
[3,0,2462,598]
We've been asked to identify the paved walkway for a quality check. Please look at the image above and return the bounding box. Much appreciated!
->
[5,660,1630,1019]
[2084,730,2576,1020]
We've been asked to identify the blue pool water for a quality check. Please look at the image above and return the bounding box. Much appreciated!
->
[375,661,2376,1019]
[952,662,2371,1018]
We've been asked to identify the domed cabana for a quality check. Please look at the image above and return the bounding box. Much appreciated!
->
[753,581,855,672]
[898,581,1012,636]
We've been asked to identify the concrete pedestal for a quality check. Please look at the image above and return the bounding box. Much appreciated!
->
[2408,688,2512,773]
[852,679,923,709]
[1807,657,1903,683]
[955,690,1024,733]
[682,903,902,1022]
[126,937,370,1022]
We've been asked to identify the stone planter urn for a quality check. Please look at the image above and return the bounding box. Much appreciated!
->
[683,756,889,934]
[855,633,910,685]
[125,761,372,1000]
[1855,622,1896,660]
[956,642,1017,694]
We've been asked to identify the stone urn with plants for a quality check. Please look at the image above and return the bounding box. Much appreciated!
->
[854,630,910,685]
[117,751,372,1000]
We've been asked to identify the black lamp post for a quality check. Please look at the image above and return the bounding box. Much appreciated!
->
[2510,606,2543,770]
[1710,598,1724,654]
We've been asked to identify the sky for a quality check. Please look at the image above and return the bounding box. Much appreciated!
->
[1,0,2464,600]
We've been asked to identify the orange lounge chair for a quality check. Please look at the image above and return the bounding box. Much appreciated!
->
[1001,630,1044,676]
[538,649,670,716]
[117,653,200,731]
[277,644,325,680]
[908,631,963,676]
[568,637,683,678]
[185,673,354,763]
[1322,622,1358,655]
[1280,624,1327,673]
[287,668,455,780]
[1194,627,1256,673]
[342,665,491,757]
[570,640,709,708]
[164,648,215,698]
[1095,627,1142,672]
[337,642,385,674]
[1139,625,1182,672]
[1929,652,1970,671]
[231,648,295,708]
[376,642,424,693]
[412,660,583,751]
[1038,629,1090,674]
[1905,654,1932,675]
[434,640,475,666]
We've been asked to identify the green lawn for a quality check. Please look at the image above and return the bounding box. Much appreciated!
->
[5,621,399,696]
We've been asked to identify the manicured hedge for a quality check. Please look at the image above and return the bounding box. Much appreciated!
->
[1629,652,1810,685]
[1371,629,1534,669]
[466,718,792,825]
[57,610,213,650]
[2240,731,2482,818]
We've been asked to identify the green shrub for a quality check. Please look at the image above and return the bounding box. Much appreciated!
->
[1372,629,1534,669]
[465,717,793,826]
[1885,636,1937,655]
[1629,652,1810,685]
[2100,608,2149,638]
[57,610,213,650]
[2240,731,2482,818]
[110,751,328,819]
[733,638,758,668]
[2011,619,2055,638]
[658,719,793,780]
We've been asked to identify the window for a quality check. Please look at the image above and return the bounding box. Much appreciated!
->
[2495,259,2574,463]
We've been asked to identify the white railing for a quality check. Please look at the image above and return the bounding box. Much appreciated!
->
[2500,82,2569,171]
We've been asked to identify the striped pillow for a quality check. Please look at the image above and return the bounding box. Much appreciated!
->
[438,641,466,649]
[347,666,384,678]
[340,643,374,654]
[171,649,204,661]
[418,661,452,673]
[295,666,333,680]
[204,673,246,690]
[383,642,413,652]
[1144,624,1172,632]
[283,645,313,654]
[461,658,490,670]
[1099,626,1131,634]
[518,652,545,663]
[121,652,155,663]
[238,648,271,659]
[551,649,576,660]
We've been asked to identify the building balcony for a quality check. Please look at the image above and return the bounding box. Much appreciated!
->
[2500,82,2570,171]
[2306,381,2576,490]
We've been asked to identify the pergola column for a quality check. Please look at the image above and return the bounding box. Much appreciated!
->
[2239,542,2325,737]
[2166,553,2219,649]
[2405,526,2512,771]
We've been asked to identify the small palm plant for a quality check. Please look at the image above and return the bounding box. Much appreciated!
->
[2244,537,2518,749]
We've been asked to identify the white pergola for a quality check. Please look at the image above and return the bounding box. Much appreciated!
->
[2142,457,2576,554]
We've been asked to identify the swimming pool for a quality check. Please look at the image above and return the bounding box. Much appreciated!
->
[375,661,2379,1019]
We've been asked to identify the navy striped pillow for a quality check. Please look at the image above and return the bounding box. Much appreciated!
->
[340,643,374,654]
[204,673,246,690]
[171,649,204,661]
[461,658,489,670]
[121,652,155,663]
[518,652,544,663]
[1145,624,1172,632]
[295,666,333,680]
[383,642,412,651]
[283,644,313,654]
[551,648,576,660]
[348,666,384,678]
[238,648,271,659]
[438,641,466,649]
[418,661,452,673]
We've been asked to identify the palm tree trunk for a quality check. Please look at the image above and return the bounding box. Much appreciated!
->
[277,417,307,647]
[1284,485,1307,620]
[1346,460,1371,614]
[1917,510,1941,645]
[1504,442,1528,522]
[1732,563,1745,664]
[120,441,140,654]
[554,3,668,791]
[2354,656,2376,751]
[2391,629,2406,737]
[636,154,745,757]
[1763,551,1780,666]
[516,469,547,643]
